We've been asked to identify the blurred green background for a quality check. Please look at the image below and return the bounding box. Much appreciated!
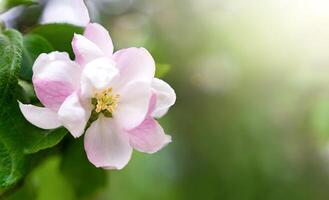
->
[7,0,329,199]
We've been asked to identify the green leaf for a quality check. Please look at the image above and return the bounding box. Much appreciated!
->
[0,0,37,13]
[0,29,22,110]
[0,101,67,188]
[0,28,67,188]
[4,179,36,200]
[0,28,26,188]
[0,128,26,188]
[30,23,84,58]
[23,128,67,155]
[60,138,107,199]
[155,63,171,78]
[20,34,54,81]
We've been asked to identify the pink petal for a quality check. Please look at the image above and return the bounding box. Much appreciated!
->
[113,81,152,130]
[128,117,172,153]
[72,34,104,66]
[113,48,155,88]
[84,117,132,169]
[58,92,90,138]
[151,78,176,118]
[18,102,61,129]
[84,23,114,57]
[33,80,74,112]
[32,52,81,111]
[40,0,90,26]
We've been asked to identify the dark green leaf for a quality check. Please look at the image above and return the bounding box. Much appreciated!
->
[4,180,36,200]
[0,28,26,188]
[23,128,67,155]
[60,138,107,199]
[30,23,84,58]
[0,29,22,110]
[20,34,54,81]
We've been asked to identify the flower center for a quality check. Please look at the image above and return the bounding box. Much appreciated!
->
[92,88,120,115]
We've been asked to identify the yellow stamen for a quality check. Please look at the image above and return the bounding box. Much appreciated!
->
[94,88,120,114]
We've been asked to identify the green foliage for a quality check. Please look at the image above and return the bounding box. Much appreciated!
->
[0,28,67,189]
[0,28,27,188]
[155,63,171,78]
[6,155,76,200]
[60,138,108,199]
[30,24,84,58]
[5,180,36,200]
[20,34,53,81]
[29,156,76,200]
[0,0,37,13]
[4,139,108,200]
[23,128,67,155]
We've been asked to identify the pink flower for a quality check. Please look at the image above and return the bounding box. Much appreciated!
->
[19,23,176,169]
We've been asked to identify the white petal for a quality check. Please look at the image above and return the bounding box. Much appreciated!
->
[19,102,61,129]
[40,0,90,26]
[84,117,132,169]
[80,57,119,98]
[113,81,152,130]
[58,92,90,138]
[33,52,81,86]
[151,78,176,118]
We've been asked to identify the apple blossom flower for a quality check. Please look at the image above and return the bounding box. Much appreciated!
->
[19,23,176,169]
[0,0,90,28]
[40,0,90,26]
